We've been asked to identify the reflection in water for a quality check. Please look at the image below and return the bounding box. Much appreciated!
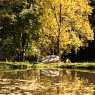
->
[0,69,95,95]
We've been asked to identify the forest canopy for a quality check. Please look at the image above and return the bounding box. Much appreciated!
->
[0,0,94,60]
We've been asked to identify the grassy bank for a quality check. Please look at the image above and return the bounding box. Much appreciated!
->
[35,62,95,70]
[60,63,95,70]
[0,61,33,70]
[0,61,95,70]
[0,61,62,70]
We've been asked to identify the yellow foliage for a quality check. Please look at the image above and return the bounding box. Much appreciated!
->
[38,0,94,53]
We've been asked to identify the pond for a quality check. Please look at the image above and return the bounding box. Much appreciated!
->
[0,69,95,95]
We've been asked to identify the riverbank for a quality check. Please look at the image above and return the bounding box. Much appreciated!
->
[0,61,95,70]
[60,63,95,70]
[36,62,95,70]
[0,61,33,70]
[0,61,61,70]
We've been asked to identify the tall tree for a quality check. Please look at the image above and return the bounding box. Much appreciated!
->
[0,0,41,60]
[38,0,94,56]
[0,0,94,60]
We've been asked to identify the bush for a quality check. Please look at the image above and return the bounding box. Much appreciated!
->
[25,45,41,62]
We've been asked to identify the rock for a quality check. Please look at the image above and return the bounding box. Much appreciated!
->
[65,58,71,63]
[41,55,60,63]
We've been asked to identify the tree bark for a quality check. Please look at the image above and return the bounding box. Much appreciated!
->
[57,3,62,56]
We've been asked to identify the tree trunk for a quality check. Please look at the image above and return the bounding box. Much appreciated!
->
[57,3,62,56]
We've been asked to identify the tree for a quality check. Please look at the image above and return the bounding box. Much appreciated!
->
[38,0,94,56]
[0,0,17,57]
[0,0,41,60]
[0,0,94,61]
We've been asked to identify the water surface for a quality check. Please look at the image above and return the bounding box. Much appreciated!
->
[0,69,95,95]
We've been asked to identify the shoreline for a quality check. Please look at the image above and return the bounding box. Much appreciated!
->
[0,61,95,70]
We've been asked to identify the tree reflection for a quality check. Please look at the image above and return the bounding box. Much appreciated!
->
[0,69,94,95]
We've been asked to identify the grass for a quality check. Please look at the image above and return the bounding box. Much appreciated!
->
[0,61,33,70]
[1,61,95,70]
[60,62,95,70]
[0,61,63,70]
[32,62,95,70]
[34,62,63,69]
